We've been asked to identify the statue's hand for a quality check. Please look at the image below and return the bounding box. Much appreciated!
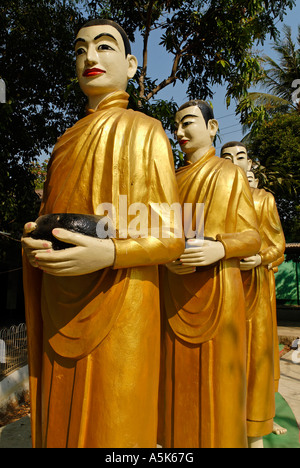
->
[165,260,196,276]
[32,228,115,277]
[240,254,262,271]
[179,239,225,267]
[21,222,52,268]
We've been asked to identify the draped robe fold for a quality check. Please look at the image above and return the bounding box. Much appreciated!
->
[158,149,261,448]
[243,188,286,437]
[23,91,184,448]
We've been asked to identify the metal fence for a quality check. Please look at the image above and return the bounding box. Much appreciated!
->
[0,324,28,380]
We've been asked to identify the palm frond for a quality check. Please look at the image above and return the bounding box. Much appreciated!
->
[245,92,294,111]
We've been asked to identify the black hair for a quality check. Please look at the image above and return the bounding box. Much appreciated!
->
[178,100,215,127]
[221,141,247,155]
[77,19,131,56]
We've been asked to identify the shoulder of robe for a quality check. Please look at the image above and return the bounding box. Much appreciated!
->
[264,189,276,204]
[128,110,170,149]
[127,108,164,128]
[253,188,274,204]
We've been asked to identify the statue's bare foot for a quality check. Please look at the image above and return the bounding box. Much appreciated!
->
[273,422,287,435]
[248,436,264,448]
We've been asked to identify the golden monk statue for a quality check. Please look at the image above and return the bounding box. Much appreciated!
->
[158,101,261,448]
[247,170,287,439]
[21,19,184,448]
[221,143,286,448]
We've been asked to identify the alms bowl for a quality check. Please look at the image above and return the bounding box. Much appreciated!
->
[26,213,111,250]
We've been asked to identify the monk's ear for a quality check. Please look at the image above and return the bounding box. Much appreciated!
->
[127,55,138,80]
[208,119,219,139]
[247,158,252,171]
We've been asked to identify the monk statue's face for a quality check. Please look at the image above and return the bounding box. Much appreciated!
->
[75,25,138,98]
[175,106,218,155]
[221,145,250,173]
[247,171,259,188]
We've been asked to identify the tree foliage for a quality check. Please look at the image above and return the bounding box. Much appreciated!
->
[0,0,86,239]
[237,25,300,242]
[85,0,296,162]
[85,0,295,104]
[0,0,86,269]
[247,113,300,243]
[238,24,300,135]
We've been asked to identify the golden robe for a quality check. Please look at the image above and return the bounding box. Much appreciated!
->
[158,149,261,448]
[23,91,184,448]
[269,253,285,392]
[242,188,285,437]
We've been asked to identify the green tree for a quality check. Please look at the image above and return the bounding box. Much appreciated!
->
[237,25,300,224]
[247,113,300,243]
[0,0,86,274]
[238,24,300,135]
[0,0,86,238]
[31,160,50,191]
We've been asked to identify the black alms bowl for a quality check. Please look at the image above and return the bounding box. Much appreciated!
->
[27,213,111,250]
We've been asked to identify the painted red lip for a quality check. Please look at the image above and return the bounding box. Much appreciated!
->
[83,68,106,77]
[179,139,189,146]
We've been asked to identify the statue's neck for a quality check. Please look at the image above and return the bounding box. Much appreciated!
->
[186,145,213,164]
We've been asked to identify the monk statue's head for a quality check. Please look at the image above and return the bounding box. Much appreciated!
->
[75,19,138,106]
[247,170,259,189]
[175,100,219,162]
[220,141,252,174]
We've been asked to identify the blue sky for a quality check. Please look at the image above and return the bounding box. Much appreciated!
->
[131,2,299,155]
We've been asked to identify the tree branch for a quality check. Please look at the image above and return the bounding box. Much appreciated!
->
[146,51,182,101]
